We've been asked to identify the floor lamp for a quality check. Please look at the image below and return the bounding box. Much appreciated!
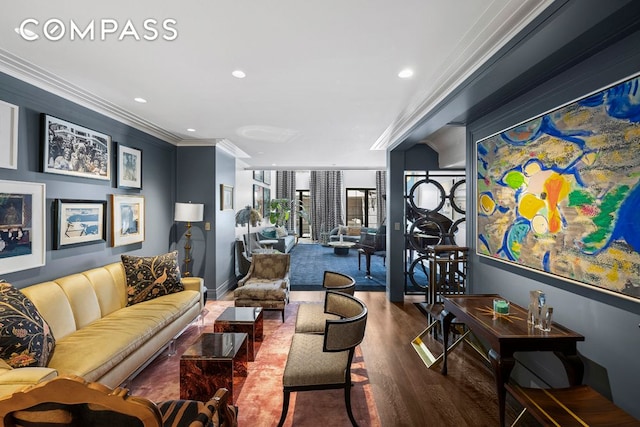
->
[235,205,262,257]
[175,202,204,277]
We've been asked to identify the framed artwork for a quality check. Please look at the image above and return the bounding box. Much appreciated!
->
[0,180,45,274]
[263,187,271,218]
[253,170,264,182]
[476,72,640,301]
[42,114,111,180]
[53,199,107,249]
[253,184,264,218]
[263,171,271,185]
[117,144,142,189]
[0,100,18,170]
[220,184,234,210]
[111,194,145,247]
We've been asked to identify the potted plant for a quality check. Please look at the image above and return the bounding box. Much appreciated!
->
[268,198,310,229]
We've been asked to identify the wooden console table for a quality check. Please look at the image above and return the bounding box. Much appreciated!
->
[440,294,585,427]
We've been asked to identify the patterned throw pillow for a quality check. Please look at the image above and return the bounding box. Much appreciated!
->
[122,251,184,306]
[0,282,56,368]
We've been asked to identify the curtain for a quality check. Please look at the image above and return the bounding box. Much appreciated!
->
[376,170,387,225]
[310,171,343,241]
[275,171,296,232]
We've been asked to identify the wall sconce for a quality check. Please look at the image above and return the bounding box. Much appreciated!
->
[174,202,204,276]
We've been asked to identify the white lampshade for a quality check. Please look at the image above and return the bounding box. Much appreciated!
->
[174,202,204,222]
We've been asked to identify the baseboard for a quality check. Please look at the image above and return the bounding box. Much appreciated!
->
[215,278,234,299]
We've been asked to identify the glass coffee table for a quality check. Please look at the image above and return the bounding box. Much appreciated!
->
[179,332,248,404]
[214,307,263,361]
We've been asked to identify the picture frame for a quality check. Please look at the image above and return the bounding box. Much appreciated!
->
[0,100,18,170]
[253,184,264,217]
[263,170,271,185]
[53,199,107,249]
[0,180,45,274]
[111,194,145,247]
[117,144,142,189]
[263,187,271,218]
[253,170,264,182]
[476,72,640,301]
[42,114,111,180]
[220,184,234,210]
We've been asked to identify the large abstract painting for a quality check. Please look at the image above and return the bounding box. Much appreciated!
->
[477,73,640,301]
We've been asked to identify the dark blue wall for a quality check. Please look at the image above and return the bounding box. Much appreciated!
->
[467,29,640,418]
[0,71,177,288]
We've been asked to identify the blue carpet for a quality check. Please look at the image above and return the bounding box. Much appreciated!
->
[289,243,387,291]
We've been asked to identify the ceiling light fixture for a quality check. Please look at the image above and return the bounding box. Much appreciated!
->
[134,97,147,103]
[398,68,414,79]
[232,70,246,79]
[187,128,196,132]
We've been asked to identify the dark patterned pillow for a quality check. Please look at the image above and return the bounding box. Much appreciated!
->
[122,251,184,306]
[0,282,56,368]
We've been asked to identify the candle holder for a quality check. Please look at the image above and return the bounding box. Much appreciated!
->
[493,298,510,315]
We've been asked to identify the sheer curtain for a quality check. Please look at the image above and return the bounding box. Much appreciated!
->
[276,171,297,232]
[376,170,387,225]
[310,171,343,240]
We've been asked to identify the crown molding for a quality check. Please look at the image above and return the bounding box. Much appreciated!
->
[371,0,554,152]
[0,48,182,145]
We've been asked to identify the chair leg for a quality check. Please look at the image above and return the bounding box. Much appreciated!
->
[344,381,358,427]
[358,251,361,270]
[277,390,291,427]
[281,308,285,322]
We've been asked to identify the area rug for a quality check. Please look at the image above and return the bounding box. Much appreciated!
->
[289,243,386,291]
[129,301,381,427]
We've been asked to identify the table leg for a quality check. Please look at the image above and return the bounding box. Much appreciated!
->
[440,311,455,375]
[554,351,584,385]
[365,253,372,278]
[489,349,516,427]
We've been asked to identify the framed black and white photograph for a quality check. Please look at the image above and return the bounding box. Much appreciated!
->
[220,184,234,210]
[117,144,142,189]
[111,194,145,247]
[0,100,18,170]
[53,199,107,249]
[0,180,46,274]
[253,170,264,182]
[42,114,111,180]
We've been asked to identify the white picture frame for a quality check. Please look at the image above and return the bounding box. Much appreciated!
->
[111,194,145,247]
[0,180,46,274]
[0,100,19,170]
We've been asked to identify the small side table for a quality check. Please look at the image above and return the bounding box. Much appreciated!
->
[214,307,263,361]
[180,332,248,404]
[328,241,356,255]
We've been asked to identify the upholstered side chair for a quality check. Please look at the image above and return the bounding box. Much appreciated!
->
[0,375,237,427]
[278,291,368,427]
[234,252,291,321]
[295,271,356,334]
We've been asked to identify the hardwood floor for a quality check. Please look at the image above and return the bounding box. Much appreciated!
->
[225,290,538,426]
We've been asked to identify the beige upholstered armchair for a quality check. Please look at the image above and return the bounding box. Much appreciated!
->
[0,375,237,427]
[278,291,368,427]
[295,271,356,334]
[234,253,290,321]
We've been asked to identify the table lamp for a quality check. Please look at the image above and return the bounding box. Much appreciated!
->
[174,202,204,276]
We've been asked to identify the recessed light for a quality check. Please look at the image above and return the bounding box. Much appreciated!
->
[134,97,147,103]
[232,70,246,79]
[398,68,414,79]
[187,128,196,132]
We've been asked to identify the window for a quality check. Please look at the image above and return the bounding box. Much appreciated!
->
[297,190,311,237]
[346,188,378,228]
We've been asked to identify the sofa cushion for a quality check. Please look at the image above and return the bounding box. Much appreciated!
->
[262,228,277,239]
[122,251,184,306]
[0,283,55,368]
[275,227,288,238]
[346,226,361,236]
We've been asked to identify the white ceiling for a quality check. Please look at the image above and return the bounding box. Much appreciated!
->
[0,0,552,170]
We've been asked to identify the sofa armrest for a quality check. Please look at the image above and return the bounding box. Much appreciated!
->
[182,276,205,310]
[0,367,58,386]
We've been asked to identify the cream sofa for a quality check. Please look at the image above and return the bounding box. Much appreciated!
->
[0,262,204,397]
